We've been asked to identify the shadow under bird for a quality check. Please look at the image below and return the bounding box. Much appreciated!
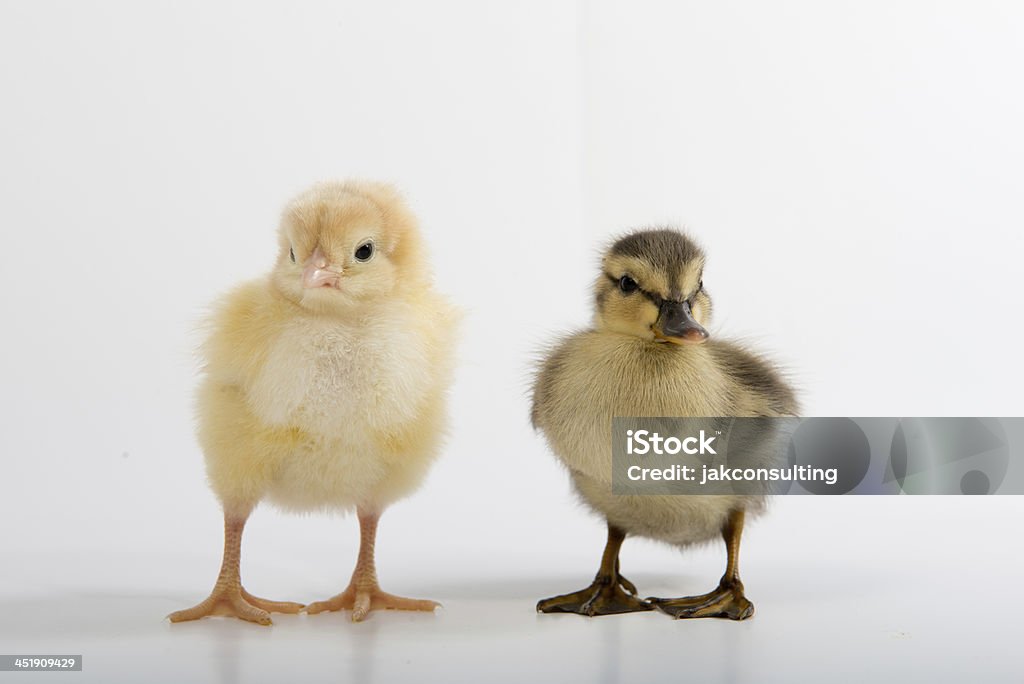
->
[531,228,798,619]
[169,181,457,625]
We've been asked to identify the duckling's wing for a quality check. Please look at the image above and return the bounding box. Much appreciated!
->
[530,334,578,430]
[707,340,799,417]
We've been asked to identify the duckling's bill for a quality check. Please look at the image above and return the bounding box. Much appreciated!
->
[652,300,709,345]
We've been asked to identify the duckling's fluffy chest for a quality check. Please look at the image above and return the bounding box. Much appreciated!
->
[534,332,733,470]
[248,310,431,441]
[533,332,749,545]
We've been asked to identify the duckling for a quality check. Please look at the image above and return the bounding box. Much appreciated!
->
[169,180,457,625]
[531,228,797,619]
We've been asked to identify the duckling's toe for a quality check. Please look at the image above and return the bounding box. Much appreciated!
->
[648,579,754,620]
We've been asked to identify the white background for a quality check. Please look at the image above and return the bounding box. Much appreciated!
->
[1,1,1023,682]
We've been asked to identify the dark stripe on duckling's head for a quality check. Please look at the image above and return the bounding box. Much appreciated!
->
[609,228,704,297]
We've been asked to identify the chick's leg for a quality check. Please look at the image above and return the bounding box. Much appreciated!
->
[648,508,754,620]
[305,508,440,622]
[168,511,303,626]
[536,522,653,616]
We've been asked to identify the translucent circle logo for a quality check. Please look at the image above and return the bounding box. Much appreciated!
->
[888,418,1009,494]
[787,417,871,494]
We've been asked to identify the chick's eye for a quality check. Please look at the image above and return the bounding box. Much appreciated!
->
[619,275,638,293]
[354,241,374,262]
[289,247,295,263]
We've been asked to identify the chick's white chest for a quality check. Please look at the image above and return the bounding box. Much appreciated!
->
[248,313,427,439]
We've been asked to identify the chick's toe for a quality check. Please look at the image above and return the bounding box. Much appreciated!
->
[305,509,439,622]
[168,589,272,626]
[306,587,439,623]
[239,588,304,614]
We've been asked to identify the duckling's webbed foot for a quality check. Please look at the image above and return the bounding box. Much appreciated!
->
[649,508,754,620]
[648,578,753,620]
[617,572,639,596]
[537,523,653,616]
[537,572,652,616]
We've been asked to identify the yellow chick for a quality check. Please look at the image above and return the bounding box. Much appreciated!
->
[169,181,457,625]
[532,228,797,620]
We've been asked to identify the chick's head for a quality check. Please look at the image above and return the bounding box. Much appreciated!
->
[594,228,712,345]
[273,181,427,314]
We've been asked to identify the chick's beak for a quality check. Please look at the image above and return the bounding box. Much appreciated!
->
[653,300,709,345]
[302,246,342,289]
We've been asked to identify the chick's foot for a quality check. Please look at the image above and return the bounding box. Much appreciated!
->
[168,583,303,626]
[169,513,304,626]
[308,508,440,622]
[306,585,439,622]
[537,573,653,616]
[648,579,754,620]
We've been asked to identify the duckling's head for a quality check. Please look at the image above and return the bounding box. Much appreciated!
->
[594,228,712,345]
[273,180,427,314]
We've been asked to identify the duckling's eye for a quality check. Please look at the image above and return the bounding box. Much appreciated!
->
[354,241,374,262]
[289,247,295,263]
[619,275,638,293]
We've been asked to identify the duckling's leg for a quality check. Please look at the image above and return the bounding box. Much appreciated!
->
[168,510,304,625]
[648,508,754,620]
[305,508,440,622]
[537,522,653,616]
